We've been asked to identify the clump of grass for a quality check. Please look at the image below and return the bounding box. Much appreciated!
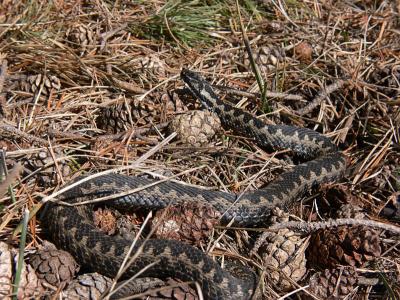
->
[131,0,229,47]
[132,0,263,47]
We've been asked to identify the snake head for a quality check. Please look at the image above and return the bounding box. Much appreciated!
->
[180,69,220,110]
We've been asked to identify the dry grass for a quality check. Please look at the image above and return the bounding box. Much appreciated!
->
[0,0,399,299]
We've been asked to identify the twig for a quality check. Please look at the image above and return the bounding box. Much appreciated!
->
[386,99,400,106]
[0,123,48,145]
[295,79,346,116]
[137,74,179,101]
[96,122,169,142]
[251,217,400,257]
[269,218,400,236]
[106,64,146,94]
[13,209,29,300]
[47,128,92,141]
[0,57,7,93]
[100,23,128,51]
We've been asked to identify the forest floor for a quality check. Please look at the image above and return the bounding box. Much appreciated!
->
[0,1,399,299]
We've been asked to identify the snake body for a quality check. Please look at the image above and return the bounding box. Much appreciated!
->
[42,69,346,299]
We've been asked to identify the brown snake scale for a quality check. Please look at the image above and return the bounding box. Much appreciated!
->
[42,69,346,299]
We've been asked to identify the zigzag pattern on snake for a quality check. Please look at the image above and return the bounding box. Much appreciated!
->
[42,69,347,299]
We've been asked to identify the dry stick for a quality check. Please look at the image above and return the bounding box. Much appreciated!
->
[96,122,169,141]
[268,218,400,236]
[251,217,400,257]
[0,58,8,118]
[106,64,146,94]
[47,122,169,142]
[27,74,46,127]
[0,123,48,145]
[137,74,179,102]
[0,58,7,93]
[100,23,128,51]
[46,128,92,141]
[386,99,400,106]
[163,12,189,51]
[235,0,267,107]
[6,98,34,109]
[295,79,346,116]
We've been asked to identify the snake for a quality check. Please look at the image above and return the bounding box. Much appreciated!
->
[42,69,346,299]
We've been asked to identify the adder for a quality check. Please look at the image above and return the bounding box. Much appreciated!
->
[42,69,346,299]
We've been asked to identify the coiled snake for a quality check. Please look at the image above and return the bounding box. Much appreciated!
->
[42,69,346,299]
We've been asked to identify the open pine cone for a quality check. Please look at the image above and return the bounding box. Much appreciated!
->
[29,245,79,287]
[307,267,358,299]
[20,74,61,96]
[152,202,221,246]
[308,226,382,268]
[97,100,158,133]
[0,242,45,299]
[67,24,96,55]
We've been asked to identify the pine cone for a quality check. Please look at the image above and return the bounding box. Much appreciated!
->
[0,242,13,299]
[20,74,61,96]
[137,54,166,76]
[63,273,112,300]
[307,267,358,299]
[0,242,45,300]
[152,202,221,246]
[169,110,221,147]
[308,226,382,268]
[97,100,158,133]
[269,207,290,224]
[93,207,141,240]
[68,24,96,55]
[293,41,313,63]
[29,246,79,287]
[160,92,188,121]
[93,207,118,235]
[256,228,308,290]
[242,45,285,74]
[24,149,73,186]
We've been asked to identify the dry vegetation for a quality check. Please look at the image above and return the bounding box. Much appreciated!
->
[0,0,399,299]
